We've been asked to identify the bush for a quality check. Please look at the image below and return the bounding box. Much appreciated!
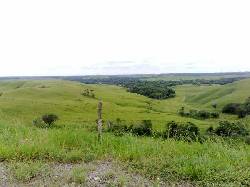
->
[179,108,220,119]
[33,118,48,128]
[107,121,132,136]
[245,136,250,145]
[81,89,95,98]
[214,121,249,137]
[206,126,214,135]
[132,120,153,136]
[165,121,200,142]
[238,107,247,118]
[40,114,58,126]
[107,119,152,137]
[210,112,220,118]
[222,103,242,114]
[212,103,217,109]
[0,92,3,97]
[222,98,250,118]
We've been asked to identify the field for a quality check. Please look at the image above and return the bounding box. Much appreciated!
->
[0,78,250,186]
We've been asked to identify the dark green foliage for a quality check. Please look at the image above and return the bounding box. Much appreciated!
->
[222,98,250,118]
[206,126,214,135]
[107,119,133,136]
[126,81,176,99]
[0,92,3,97]
[210,112,220,118]
[222,103,241,114]
[165,121,200,142]
[81,89,95,98]
[132,120,153,136]
[178,107,185,116]
[179,107,219,119]
[74,77,176,99]
[245,136,250,145]
[41,114,58,126]
[213,121,249,137]
[212,103,217,109]
[69,75,248,100]
[67,75,247,86]
[33,114,58,128]
[107,120,152,137]
[238,107,247,118]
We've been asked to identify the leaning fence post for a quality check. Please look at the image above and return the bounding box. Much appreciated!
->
[97,100,103,142]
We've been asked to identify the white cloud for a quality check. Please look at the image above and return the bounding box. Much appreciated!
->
[0,0,250,76]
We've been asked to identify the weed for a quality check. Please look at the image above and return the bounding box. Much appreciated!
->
[68,167,86,184]
[10,161,49,182]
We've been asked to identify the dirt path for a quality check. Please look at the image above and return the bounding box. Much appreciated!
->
[0,160,155,187]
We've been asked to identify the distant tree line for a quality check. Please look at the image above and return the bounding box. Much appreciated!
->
[64,76,247,100]
[65,76,247,86]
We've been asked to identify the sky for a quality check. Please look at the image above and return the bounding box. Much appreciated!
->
[0,0,250,76]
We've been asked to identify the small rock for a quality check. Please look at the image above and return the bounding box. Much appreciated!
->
[93,176,100,181]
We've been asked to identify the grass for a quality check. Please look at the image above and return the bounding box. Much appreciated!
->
[0,124,250,186]
[0,78,250,185]
[68,167,86,184]
[10,161,49,182]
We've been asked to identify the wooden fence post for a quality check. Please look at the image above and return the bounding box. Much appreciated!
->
[97,100,103,142]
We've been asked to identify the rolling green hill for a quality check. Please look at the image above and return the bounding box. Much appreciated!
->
[0,78,250,186]
[0,78,249,129]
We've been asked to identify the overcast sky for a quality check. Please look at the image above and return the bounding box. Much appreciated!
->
[0,0,250,76]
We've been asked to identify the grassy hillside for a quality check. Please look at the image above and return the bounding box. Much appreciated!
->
[0,79,250,129]
[0,79,250,186]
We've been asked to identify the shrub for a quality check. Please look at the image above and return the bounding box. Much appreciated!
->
[81,89,95,98]
[165,121,200,141]
[0,92,3,97]
[107,119,152,137]
[41,114,58,126]
[179,108,219,119]
[178,107,185,116]
[222,98,250,118]
[33,118,48,128]
[206,126,214,134]
[197,110,210,119]
[132,120,153,136]
[245,136,250,145]
[210,112,220,118]
[222,103,241,114]
[212,103,217,109]
[214,121,249,137]
[237,107,247,118]
[108,122,132,136]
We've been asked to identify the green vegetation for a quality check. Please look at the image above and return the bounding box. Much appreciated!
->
[222,97,250,118]
[0,77,250,186]
[207,121,249,137]
[165,121,200,142]
[10,161,49,182]
[68,167,86,184]
[179,107,219,119]
[81,88,95,98]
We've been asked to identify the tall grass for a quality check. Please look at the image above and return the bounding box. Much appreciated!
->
[0,124,249,185]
